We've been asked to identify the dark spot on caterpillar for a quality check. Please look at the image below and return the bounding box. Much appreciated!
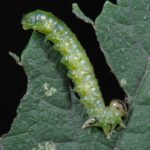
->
[22,9,127,138]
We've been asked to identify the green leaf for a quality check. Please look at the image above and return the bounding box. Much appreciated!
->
[9,52,22,66]
[1,32,71,149]
[95,1,150,150]
[72,3,94,25]
[0,32,119,150]
[1,0,150,148]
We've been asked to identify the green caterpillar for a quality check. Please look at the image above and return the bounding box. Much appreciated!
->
[22,9,127,138]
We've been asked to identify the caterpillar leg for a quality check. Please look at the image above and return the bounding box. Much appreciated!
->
[82,118,114,139]
[119,121,126,128]
[102,124,113,139]
[81,117,97,129]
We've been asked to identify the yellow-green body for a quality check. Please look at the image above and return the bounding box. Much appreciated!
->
[22,10,125,138]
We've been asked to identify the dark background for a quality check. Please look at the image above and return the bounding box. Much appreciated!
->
[0,0,124,136]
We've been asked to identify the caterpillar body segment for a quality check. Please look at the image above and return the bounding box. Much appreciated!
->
[22,10,127,138]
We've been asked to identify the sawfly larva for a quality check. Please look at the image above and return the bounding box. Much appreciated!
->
[22,9,127,138]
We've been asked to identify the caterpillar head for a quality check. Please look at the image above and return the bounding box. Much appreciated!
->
[109,99,128,117]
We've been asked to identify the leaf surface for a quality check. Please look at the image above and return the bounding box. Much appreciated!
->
[72,3,94,25]
[0,32,118,150]
[1,0,150,149]
[95,1,150,149]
